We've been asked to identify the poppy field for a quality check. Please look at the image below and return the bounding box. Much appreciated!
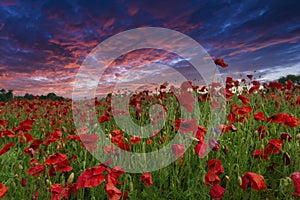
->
[1,71,300,199]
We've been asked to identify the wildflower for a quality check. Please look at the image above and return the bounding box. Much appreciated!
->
[140,172,152,186]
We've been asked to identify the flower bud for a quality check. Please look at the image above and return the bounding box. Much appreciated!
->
[21,177,27,187]
[67,172,74,184]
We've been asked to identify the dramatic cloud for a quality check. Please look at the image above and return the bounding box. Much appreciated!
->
[0,0,299,97]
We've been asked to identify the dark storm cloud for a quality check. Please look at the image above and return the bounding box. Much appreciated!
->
[0,0,299,96]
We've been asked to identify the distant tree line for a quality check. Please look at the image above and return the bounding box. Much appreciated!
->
[0,89,64,102]
[278,74,300,85]
[0,89,13,102]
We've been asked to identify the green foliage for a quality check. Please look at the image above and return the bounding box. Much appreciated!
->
[278,74,300,85]
[0,89,13,102]
[0,89,65,102]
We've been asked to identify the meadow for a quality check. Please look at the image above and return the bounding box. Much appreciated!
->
[0,75,300,199]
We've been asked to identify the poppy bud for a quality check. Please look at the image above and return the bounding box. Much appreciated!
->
[28,148,35,158]
[269,162,276,171]
[21,177,27,187]
[46,179,52,186]
[129,181,134,192]
[281,132,292,142]
[283,152,291,165]
[223,146,229,155]
[238,176,242,185]
[67,172,74,184]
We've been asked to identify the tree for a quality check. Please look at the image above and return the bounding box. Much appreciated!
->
[0,89,13,102]
[278,75,300,85]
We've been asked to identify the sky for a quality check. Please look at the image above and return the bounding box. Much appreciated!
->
[0,0,300,97]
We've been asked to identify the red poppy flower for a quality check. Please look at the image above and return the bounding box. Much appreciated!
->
[267,113,286,123]
[106,166,124,185]
[19,133,34,143]
[55,160,73,172]
[130,136,142,144]
[105,183,122,200]
[214,59,228,68]
[19,119,35,132]
[80,134,99,152]
[240,172,266,190]
[0,182,8,198]
[51,183,77,200]
[284,115,299,127]
[254,112,265,121]
[227,112,236,123]
[236,105,252,115]
[219,124,231,134]
[267,113,299,127]
[0,142,15,156]
[205,171,221,187]
[291,172,300,197]
[118,142,130,151]
[286,80,293,90]
[178,118,197,134]
[99,111,111,123]
[147,139,153,145]
[251,149,269,160]
[0,119,8,127]
[265,138,283,155]
[238,95,250,105]
[140,172,153,186]
[247,74,253,80]
[249,85,260,94]
[104,144,120,155]
[77,165,106,189]
[0,129,15,138]
[295,96,300,105]
[172,144,185,158]
[194,141,208,158]
[45,131,62,146]
[32,191,39,200]
[111,129,123,137]
[207,159,224,175]
[177,91,195,113]
[45,152,68,166]
[51,184,69,200]
[210,185,225,200]
[194,126,206,142]
[67,135,81,141]
[27,163,45,177]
